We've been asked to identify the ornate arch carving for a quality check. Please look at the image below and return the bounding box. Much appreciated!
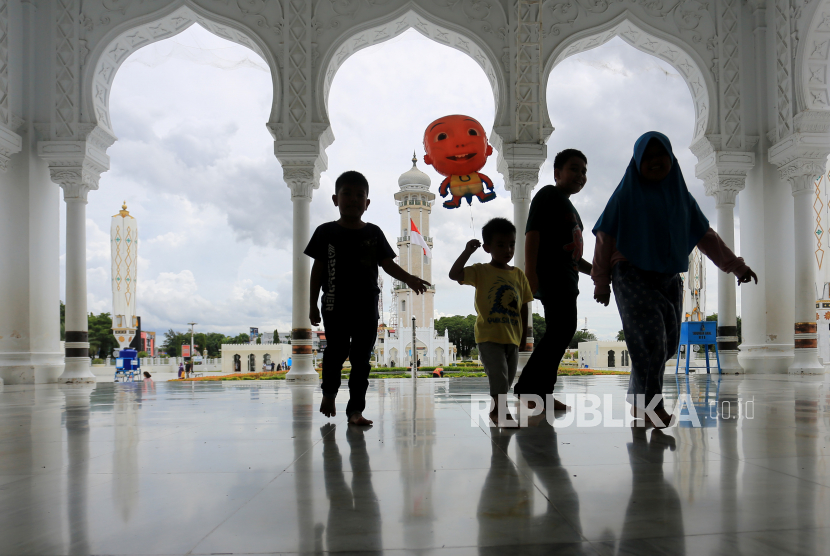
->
[317,6,505,126]
[545,13,714,141]
[83,3,279,136]
[801,0,830,111]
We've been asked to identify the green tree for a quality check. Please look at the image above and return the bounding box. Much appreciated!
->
[569,330,597,349]
[705,314,742,345]
[532,313,546,342]
[435,315,477,357]
[87,312,119,359]
[616,329,625,341]
[470,347,479,359]
[60,301,66,341]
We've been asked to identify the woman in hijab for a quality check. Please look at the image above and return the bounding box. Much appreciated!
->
[592,132,758,427]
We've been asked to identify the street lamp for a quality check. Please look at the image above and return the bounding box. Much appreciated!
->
[188,322,197,364]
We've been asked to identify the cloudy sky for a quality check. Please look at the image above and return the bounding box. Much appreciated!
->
[60,24,737,340]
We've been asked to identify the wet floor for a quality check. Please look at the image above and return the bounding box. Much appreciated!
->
[0,373,828,555]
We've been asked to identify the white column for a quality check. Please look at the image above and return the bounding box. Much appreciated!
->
[286,185,317,382]
[39,128,115,383]
[60,184,95,382]
[790,176,823,373]
[693,141,756,372]
[768,111,830,374]
[715,200,741,370]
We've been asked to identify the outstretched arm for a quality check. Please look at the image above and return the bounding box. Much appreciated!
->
[478,172,495,190]
[449,239,481,283]
[380,258,430,294]
[438,176,452,197]
[697,227,758,285]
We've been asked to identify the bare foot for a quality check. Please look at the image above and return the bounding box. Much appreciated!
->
[348,412,373,426]
[320,396,336,418]
[489,409,516,426]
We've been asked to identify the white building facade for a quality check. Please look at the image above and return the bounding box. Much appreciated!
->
[1,0,829,383]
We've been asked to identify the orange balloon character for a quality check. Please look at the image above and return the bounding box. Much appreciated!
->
[423,114,495,209]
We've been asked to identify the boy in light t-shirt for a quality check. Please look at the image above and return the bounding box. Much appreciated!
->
[449,217,534,424]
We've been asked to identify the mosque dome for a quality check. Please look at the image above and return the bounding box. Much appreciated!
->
[398,153,431,189]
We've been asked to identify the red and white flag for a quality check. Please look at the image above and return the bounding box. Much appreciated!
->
[410,219,432,259]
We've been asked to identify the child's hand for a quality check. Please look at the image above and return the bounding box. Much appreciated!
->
[737,267,758,285]
[594,292,610,306]
[406,275,431,294]
[464,239,481,253]
[309,305,321,326]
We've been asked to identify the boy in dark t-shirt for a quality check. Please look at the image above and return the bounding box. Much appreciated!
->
[306,171,430,426]
[513,149,593,410]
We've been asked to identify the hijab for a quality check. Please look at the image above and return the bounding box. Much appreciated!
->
[592,131,709,274]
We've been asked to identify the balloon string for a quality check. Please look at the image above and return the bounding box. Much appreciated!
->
[469,204,476,239]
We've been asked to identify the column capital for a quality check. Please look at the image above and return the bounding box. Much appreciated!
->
[490,136,547,202]
[269,123,334,201]
[37,124,116,202]
[768,111,830,196]
[692,136,756,208]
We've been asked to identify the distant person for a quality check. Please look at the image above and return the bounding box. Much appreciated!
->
[185,360,193,378]
[306,170,430,426]
[514,149,592,411]
[177,362,184,379]
[592,131,758,427]
[449,217,533,424]
[390,360,395,368]
[277,362,282,371]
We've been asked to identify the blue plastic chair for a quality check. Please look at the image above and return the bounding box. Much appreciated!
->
[675,321,721,374]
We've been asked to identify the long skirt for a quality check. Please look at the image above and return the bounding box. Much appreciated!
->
[612,262,682,410]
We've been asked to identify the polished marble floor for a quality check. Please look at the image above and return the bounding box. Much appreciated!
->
[1,374,829,555]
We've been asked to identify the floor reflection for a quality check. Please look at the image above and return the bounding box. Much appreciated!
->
[1,374,829,555]
[320,424,382,552]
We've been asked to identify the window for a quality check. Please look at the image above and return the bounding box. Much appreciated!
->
[424,254,429,265]
[402,300,406,312]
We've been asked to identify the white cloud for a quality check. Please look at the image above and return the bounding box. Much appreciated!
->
[61,27,724,341]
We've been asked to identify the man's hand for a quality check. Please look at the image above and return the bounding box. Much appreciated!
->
[520,335,529,352]
[309,305,321,326]
[737,268,758,285]
[594,292,610,306]
[464,239,481,254]
[406,275,431,294]
[526,271,539,294]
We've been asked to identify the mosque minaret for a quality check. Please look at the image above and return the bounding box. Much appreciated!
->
[380,156,455,367]
[394,154,435,327]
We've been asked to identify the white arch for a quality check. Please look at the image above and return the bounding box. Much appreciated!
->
[800,0,830,111]
[317,6,505,126]
[83,3,279,136]
[545,13,713,140]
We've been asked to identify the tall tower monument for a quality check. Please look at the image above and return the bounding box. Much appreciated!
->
[394,155,435,327]
[111,202,138,350]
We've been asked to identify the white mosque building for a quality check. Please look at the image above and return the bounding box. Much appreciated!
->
[377,157,456,368]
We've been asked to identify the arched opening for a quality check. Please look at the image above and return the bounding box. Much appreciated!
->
[322,27,500,326]
[233,354,241,373]
[71,19,288,338]
[84,4,279,136]
[543,26,708,341]
[247,353,255,373]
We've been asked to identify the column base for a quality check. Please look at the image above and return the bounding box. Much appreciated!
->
[737,344,794,373]
[516,351,532,376]
[58,357,97,383]
[0,352,65,384]
[788,348,825,374]
[285,354,319,383]
[718,349,743,372]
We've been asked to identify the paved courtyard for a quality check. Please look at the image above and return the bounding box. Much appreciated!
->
[1,374,829,555]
